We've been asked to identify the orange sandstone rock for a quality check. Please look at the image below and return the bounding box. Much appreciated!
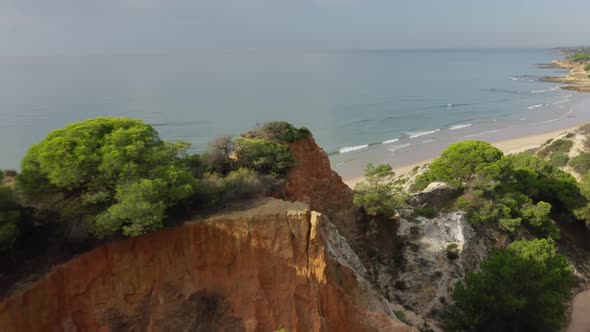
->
[0,199,414,332]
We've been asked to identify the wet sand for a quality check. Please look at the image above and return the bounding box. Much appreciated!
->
[567,289,590,332]
[343,122,587,189]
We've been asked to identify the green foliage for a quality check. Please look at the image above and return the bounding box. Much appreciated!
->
[244,121,310,143]
[414,206,437,218]
[193,168,270,209]
[569,152,590,174]
[354,163,407,217]
[569,52,590,62]
[417,141,503,188]
[446,243,460,260]
[0,187,21,250]
[521,201,560,239]
[470,201,510,225]
[573,171,590,226]
[442,239,575,332]
[549,152,569,167]
[18,117,196,238]
[585,63,590,71]
[538,139,573,158]
[505,153,583,212]
[394,310,412,325]
[235,138,295,176]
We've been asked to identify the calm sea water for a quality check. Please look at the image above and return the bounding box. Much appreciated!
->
[0,49,585,172]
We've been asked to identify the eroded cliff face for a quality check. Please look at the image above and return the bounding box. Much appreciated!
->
[278,135,359,239]
[0,198,413,332]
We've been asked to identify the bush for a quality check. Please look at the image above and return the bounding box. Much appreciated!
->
[569,52,590,62]
[206,135,236,174]
[0,186,22,250]
[220,168,268,200]
[569,152,590,174]
[446,243,460,260]
[193,169,271,209]
[414,206,437,218]
[538,139,573,158]
[354,163,407,217]
[18,117,196,238]
[442,239,575,332]
[521,201,560,239]
[419,141,503,188]
[243,121,310,143]
[585,63,590,71]
[235,138,295,176]
[549,152,569,167]
[394,310,412,325]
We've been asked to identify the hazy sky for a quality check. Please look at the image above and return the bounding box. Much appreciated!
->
[2,0,589,55]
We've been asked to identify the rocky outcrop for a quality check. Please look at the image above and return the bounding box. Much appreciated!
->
[543,58,590,93]
[281,136,354,216]
[278,135,359,238]
[0,198,414,332]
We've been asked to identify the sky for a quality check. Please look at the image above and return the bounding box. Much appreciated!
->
[1,0,589,55]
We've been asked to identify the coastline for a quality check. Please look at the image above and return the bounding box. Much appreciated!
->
[343,121,588,189]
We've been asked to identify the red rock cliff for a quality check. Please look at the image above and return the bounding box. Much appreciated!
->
[0,199,413,332]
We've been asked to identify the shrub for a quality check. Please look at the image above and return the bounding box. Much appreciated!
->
[0,186,22,250]
[420,141,503,188]
[446,243,460,260]
[354,163,407,217]
[220,168,267,200]
[193,169,272,209]
[470,201,510,225]
[578,123,590,136]
[569,52,590,62]
[549,152,569,167]
[243,121,310,143]
[442,239,575,332]
[235,138,295,176]
[394,310,412,325]
[206,135,236,174]
[538,139,573,158]
[521,201,560,239]
[569,152,590,174]
[585,63,590,71]
[414,206,437,218]
[18,117,196,238]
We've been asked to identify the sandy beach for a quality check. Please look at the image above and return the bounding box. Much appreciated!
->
[343,122,589,189]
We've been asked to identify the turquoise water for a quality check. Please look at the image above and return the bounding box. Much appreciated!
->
[0,49,584,171]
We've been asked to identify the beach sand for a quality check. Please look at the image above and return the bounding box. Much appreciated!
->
[343,122,588,189]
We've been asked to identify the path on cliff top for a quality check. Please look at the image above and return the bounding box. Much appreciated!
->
[567,289,590,332]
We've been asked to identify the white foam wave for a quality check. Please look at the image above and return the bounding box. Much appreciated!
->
[382,138,399,144]
[389,143,410,152]
[553,100,569,105]
[543,118,561,124]
[528,104,544,110]
[531,89,549,93]
[549,86,562,91]
[449,123,472,130]
[339,144,368,154]
[510,77,519,80]
[407,129,440,139]
[464,130,502,138]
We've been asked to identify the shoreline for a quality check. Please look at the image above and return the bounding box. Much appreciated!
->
[343,121,588,189]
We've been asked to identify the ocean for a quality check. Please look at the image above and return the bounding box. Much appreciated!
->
[0,49,587,173]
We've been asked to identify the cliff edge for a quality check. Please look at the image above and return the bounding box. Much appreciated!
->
[0,198,412,332]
